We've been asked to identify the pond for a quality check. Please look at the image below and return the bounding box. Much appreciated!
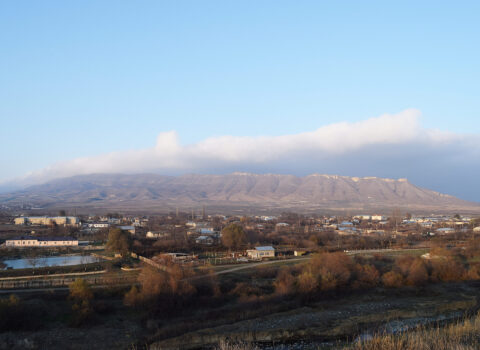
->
[1,255,102,270]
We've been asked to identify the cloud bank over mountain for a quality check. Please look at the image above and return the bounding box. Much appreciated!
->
[4,109,480,201]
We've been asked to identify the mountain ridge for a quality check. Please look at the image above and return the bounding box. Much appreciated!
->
[0,173,478,213]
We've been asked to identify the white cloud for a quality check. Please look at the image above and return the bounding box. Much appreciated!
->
[5,108,480,201]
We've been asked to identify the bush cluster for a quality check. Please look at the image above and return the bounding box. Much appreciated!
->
[274,249,479,297]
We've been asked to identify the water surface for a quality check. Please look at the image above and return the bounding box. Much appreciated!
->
[1,255,101,270]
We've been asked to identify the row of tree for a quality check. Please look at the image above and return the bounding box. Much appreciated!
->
[273,249,480,297]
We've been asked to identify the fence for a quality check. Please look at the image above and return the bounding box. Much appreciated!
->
[0,274,136,290]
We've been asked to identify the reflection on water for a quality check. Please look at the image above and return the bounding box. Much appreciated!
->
[1,255,101,270]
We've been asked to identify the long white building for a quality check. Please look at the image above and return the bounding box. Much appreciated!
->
[5,236,79,247]
[14,216,80,227]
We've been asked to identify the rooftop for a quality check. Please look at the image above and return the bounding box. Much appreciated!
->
[255,246,275,251]
[9,236,78,241]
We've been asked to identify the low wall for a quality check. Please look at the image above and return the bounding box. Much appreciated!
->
[132,253,170,272]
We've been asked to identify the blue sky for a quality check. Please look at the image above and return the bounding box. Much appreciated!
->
[1,1,480,200]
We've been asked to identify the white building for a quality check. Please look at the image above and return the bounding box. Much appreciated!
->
[146,231,170,239]
[246,246,275,259]
[6,236,79,247]
[87,223,110,228]
[354,215,371,220]
[14,216,80,227]
[195,235,215,245]
[436,227,456,235]
[119,225,135,234]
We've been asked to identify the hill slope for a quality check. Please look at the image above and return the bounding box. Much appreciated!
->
[0,173,478,213]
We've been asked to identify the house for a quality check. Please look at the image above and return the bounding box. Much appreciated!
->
[436,228,455,235]
[133,218,149,227]
[119,225,136,234]
[6,236,79,247]
[198,228,215,234]
[246,246,275,259]
[340,221,353,227]
[146,231,170,239]
[195,235,215,245]
[337,227,357,235]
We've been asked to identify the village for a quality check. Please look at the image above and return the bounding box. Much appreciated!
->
[1,210,479,268]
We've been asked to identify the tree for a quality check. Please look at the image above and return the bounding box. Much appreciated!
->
[69,278,93,325]
[430,258,465,282]
[26,249,40,274]
[311,252,353,291]
[353,264,380,289]
[406,258,429,286]
[297,270,318,295]
[221,224,246,250]
[58,209,66,217]
[69,278,93,301]
[390,208,402,232]
[274,267,296,295]
[106,227,132,257]
[132,265,196,311]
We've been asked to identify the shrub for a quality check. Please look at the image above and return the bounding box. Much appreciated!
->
[124,285,141,308]
[297,271,318,295]
[429,258,465,282]
[273,267,296,295]
[382,271,404,288]
[353,264,380,289]
[405,259,428,286]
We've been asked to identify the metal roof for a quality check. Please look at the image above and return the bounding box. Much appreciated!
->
[9,236,77,241]
[255,246,275,251]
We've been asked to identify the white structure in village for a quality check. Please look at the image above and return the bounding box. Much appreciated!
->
[371,215,387,221]
[146,231,170,239]
[87,223,110,228]
[119,225,136,234]
[246,246,275,259]
[5,236,79,247]
[14,216,80,227]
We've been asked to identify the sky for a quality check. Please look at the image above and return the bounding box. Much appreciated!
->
[1,1,479,201]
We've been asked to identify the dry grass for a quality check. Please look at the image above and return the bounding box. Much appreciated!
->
[350,313,480,350]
